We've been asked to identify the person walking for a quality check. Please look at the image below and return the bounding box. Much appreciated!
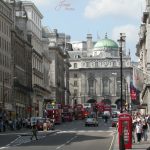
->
[135,120,143,143]
[132,120,136,143]
[142,120,148,141]
[104,115,108,123]
[30,125,38,140]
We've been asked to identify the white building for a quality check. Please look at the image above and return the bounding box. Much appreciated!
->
[42,28,71,105]
[69,34,132,109]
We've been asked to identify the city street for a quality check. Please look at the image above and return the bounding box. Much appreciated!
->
[0,118,116,150]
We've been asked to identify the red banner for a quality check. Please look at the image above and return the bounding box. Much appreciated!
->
[130,89,137,100]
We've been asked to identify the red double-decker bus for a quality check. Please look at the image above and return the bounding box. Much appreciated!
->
[74,104,84,120]
[45,102,62,124]
[62,105,73,122]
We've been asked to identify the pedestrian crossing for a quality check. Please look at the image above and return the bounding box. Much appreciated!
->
[57,129,116,134]
[2,129,116,147]
[6,134,46,147]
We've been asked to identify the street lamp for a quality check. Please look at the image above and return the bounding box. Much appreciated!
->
[118,33,126,113]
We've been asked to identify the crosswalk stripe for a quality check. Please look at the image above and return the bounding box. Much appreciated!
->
[57,130,115,134]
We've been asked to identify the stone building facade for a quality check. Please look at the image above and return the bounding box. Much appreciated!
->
[69,34,132,109]
[21,1,47,117]
[4,0,33,118]
[0,0,13,118]
[11,28,32,118]
[136,0,150,114]
[43,28,71,105]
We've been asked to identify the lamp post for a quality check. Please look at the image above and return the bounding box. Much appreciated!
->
[118,33,126,113]
[118,33,126,150]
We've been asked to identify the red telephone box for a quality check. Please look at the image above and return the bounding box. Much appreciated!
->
[118,113,132,149]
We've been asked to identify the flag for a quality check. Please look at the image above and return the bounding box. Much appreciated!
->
[130,80,140,105]
[130,81,137,100]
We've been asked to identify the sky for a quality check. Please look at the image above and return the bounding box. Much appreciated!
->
[28,0,146,61]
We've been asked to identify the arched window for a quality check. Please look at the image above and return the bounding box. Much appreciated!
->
[88,74,96,96]
[102,77,110,95]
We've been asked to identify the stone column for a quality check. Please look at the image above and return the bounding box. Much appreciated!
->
[96,75,100,98]
[81,72,86,103]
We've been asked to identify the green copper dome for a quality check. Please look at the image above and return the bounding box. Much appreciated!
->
[94,37,118,49]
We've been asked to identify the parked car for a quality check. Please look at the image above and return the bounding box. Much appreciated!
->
[30,117,42,127]
[85,117,98,127]
[112,112,118,118]
[111,118,118,127]
[111,111,120,118]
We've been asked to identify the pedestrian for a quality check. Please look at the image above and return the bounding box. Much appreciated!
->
[30,125,38,140]
[132,120,136,143]
[142,120,148,141]
[135,120,143,143]
[104,115,108,123]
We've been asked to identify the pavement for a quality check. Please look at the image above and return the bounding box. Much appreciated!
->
[112,130,150,150]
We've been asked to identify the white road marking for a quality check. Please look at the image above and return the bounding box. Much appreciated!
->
[56,135,77,149]
[0,133,30,136]
[109,132,116,150]
[0,147,8,149]
[6,135,21,147]
[57,130,114,134]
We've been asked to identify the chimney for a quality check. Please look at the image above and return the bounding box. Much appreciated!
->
[86,34,93,50]
[146,0,150,12]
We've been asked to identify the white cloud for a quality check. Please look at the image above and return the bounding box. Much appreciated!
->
[112,24,139,44]
[112,24,139,60]
[84,0,145,19]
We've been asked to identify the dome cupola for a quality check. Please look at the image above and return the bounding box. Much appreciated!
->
[94,34,118,49]
[93,33,119,57]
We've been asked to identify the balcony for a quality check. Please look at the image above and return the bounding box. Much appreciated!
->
[32,68,43,79]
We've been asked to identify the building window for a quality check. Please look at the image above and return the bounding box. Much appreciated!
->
[74,73,77,78]
[74,63,77,68]
[88,75,96,96]
[102,77,110,95]
[86,62,90,67]
[95,62,98,67]
[113,61,116,67]
[74,89,78,96]
[74,81,78,87]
